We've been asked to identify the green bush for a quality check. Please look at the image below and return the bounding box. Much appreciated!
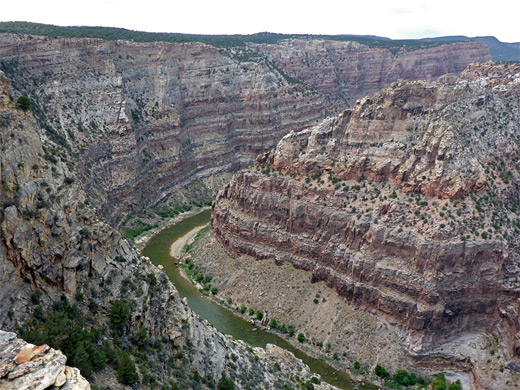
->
[297,333,305,343]
[256,311,263,321]
[448,380,461,390]
[374,364,389,378]
[269,318,277,328]
[393,370,416,386]
[17,95,30,111]
[353,361,360,370]
[431,374,446,390]
[217,375,234,390]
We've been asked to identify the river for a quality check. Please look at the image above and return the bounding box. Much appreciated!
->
[142,210,376,390]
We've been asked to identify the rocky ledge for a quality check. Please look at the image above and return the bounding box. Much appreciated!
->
[0,330,89,390]
[212,63,520,387]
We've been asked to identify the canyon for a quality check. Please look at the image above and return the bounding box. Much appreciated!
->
[0,70,339,389]
[0,29,489,225]
[0,23,514,389]
[211,63,520,388]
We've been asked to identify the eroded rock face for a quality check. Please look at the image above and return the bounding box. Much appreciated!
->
[253,39,491,111]
[0,330,90,390]
[0,33,326,222]
[0,34,489,223]
[212,64,520,368]
[0,70,338,389]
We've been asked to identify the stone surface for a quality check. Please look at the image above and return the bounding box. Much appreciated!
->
[0,33,326,222]
[0,330,90,390]
[212,63,520,389]
[253,39,491,111]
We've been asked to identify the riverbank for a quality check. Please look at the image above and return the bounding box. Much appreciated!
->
[177,232,380,389]
[143,210,377,390]
[170,223,209,259]
[133,206,210,252]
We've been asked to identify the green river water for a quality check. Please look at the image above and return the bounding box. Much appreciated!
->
[142,210,376,390]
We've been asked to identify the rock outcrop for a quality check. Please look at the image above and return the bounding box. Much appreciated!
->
[0,330,90,390]
[253,39,491,111]
[212,63,520,387]
[0,70,337,389]
[0,33,326,222]
[0,33,489,223]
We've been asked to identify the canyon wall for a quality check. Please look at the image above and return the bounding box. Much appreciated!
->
[0,33,489,223]
[0,71,337,390]
[212,64,520,385]
[253,40,491,111]
[0,33,326,222]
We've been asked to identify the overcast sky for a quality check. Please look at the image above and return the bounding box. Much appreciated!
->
[2,0,519,43]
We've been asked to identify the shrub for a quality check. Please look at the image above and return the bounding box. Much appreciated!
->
[211,287,218,295]
[269,318,277,328]
[394,370,416,386]
[448,380,461,390]
[353,361,360,370]
[249,308,255,316]
[239,305,247,314]
[217,375,234,390]
[297,333,305,343]
[17,95,30,111]
[117,353,139,385]
[256,311,263,321]
[374,364,389,378]
[431,374,446,390]
[147,273,157,285]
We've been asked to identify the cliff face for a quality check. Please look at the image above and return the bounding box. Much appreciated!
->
[0,71,337,390]
[0,34,489,223]
[0,33,326,222]
[253,40,491,111]
[212,64,520,379]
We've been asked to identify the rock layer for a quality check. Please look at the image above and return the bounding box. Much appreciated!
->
[0,33,326,221]
[0,34,489,222]
[253,39,491,111]
[212,64,520,379]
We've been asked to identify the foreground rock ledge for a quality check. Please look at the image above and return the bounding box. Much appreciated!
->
[0,330,90,390]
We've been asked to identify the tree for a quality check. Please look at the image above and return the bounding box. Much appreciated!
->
[110,300,130,333]
[117,353,139,385]
[136,325,149,350]
[72,342,92,379]
[217,375,234,390]
[16,95,30,111]
[297,333,305,343]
